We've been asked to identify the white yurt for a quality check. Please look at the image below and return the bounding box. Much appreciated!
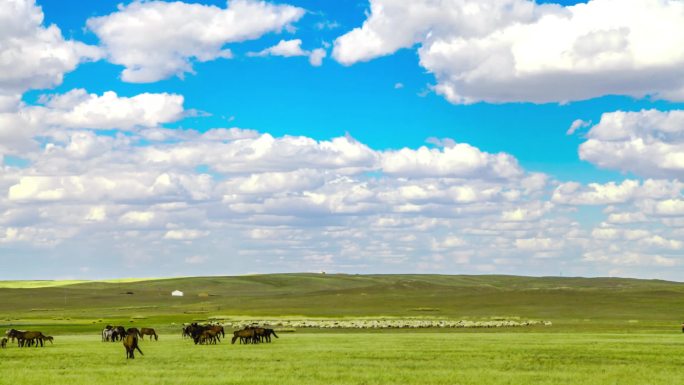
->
[171,290,184,297]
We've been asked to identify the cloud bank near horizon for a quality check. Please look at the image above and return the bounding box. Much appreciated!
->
[1,0,683,280]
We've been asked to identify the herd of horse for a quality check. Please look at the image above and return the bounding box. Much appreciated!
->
[101,325,158,342]
[2,323,279,359]
[182,322,279,345]
[2,329,54,348]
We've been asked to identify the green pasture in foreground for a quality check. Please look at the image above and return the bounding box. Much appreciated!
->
[2,332,684,385]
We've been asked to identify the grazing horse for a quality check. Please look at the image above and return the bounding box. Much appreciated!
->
[207,324,225,338]
[5,328,25,343]
[123,334,143,359]
[1,337,7,348]
[113,326,126,341]
[7,329,46,347]
[192,329,220,345]
[263,328,278,343]
[102,329,116,342]
[231,329,256,344]
[140,328,158,341]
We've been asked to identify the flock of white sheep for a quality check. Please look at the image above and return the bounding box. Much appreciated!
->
[218,319,552,329]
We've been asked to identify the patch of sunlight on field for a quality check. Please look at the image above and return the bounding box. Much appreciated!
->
[2,332,684,385]
[0,278,166,288]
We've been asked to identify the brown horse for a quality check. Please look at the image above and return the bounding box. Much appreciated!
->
[126,328,141,338]
[7,329,46,347]
[231,329,256,344]
[207,324,225,338]
[123,334,143,359]
[194,329,220,345]
[140,328,158,341]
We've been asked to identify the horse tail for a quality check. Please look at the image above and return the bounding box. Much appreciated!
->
[231,335,238,344]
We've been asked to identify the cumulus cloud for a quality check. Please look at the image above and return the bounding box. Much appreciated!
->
[0,89,185,155]
[32,89,185,131]
[249,39,327,66]
[0,0,100,109]
[552,179,683,205]
[2,97,597,277]
[2,87,682,278]
[333,0,684,104]
[579,109,684,178]
[381,142,522,179]
[87,0,305,82]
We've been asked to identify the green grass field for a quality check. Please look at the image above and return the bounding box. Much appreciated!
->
[2,274,684,384]
[2,332,683,385]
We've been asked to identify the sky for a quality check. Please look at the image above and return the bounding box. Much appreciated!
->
[1,0,684,280]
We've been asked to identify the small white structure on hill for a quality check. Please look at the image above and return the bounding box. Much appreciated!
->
[171,290,184,297]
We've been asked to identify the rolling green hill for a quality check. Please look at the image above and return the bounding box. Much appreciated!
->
[1,274,683,332]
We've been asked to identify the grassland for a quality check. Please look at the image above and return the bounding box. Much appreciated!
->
[2,332,684,385]
[2,274,684,384]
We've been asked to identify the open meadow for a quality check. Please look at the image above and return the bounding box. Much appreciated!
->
[2,274,684,384]
[2,332,684,385]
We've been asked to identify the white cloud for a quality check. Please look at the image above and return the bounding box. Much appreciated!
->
[655,199,684,216]
[31,89,185,131]
[252,39,307,57]
[2,93,682,279]
[515,237,562,251]
[308,48,327,67]
[381,142,522,179]
[552,179,683,205]
[333,0,684,104]
[583,251,677,267]
[566,119,591,135]
[0,0,101,109]
[87,0,305,82]
[164,229,209,240]
[185,255,208,264]
[250,39,327,67]
[579,109,684,178]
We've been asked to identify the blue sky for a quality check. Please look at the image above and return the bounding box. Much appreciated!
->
[2,0,684,280]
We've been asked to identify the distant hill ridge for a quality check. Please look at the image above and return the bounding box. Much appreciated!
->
[1,274,683,325]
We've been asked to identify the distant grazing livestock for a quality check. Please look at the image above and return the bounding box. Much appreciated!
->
[231,328,256,344]
[5,328,25,343]
[194,330,220,345]
[262,328,278,343]
[6,329,46,347]
[123,334,143,359]
[184,323,225,344]
[113,326,126,341]
[140,328,158,341]
[1,337,7,348]
[102,328,115,342]
[102,325,127,342]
